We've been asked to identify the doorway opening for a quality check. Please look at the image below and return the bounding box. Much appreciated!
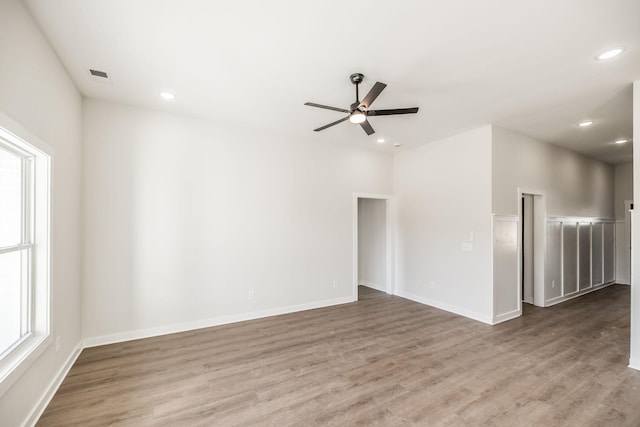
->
[353,194,394,301]
[519,191,546,308]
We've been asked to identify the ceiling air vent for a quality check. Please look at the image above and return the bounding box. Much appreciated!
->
[89,69,108,78]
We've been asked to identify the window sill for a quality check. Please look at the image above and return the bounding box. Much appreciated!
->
[0,333,51,398]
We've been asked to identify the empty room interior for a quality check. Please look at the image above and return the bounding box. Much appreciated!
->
[2,0,640,425]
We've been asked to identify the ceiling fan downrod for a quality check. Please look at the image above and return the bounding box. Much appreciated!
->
[350,73,364,107]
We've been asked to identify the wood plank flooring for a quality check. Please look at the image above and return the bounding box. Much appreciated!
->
[38,285,640,426]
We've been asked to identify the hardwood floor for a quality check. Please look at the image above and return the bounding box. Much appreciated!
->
[38,285,640,426]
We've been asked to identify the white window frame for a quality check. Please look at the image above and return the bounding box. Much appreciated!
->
[0,113,52,398]
[0,143,34,351]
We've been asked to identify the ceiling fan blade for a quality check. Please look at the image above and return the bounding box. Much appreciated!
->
[305,102,350,113]
[367,107,419,116]
[358,82,387,109]
[360,119,375,135]
[314,116,349,132]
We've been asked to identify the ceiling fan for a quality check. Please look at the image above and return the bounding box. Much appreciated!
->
[305,73,419,136]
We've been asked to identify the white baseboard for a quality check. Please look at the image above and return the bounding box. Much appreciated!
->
[23,343,82,427]
[545,281,616,307]
[629,357,640,371]
[359,281,386,292]
[493,309,521,324]
[394,289,493,325]
[84,295,355,348]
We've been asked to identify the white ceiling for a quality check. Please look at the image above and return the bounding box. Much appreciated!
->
[25,0,640,164]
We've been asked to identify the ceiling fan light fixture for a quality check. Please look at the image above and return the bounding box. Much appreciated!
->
[349,111,366,124]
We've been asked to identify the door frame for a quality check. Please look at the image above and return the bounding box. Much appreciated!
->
[353,193,395,300]
[517,188,547,308]
[623,200,633,284]
[522,194,535,304]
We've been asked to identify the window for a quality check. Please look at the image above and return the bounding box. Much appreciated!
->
[0,143,33,354]
[0,115,51,396]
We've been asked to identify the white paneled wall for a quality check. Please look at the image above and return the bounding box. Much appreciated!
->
[492,215,519,323]
[546,218,616,306]
[592,223,604,286]
[603,222,615,283]
[615,221,631,285]
[561,223,578,296]
[545,221,563,300]
[578,223,591,291]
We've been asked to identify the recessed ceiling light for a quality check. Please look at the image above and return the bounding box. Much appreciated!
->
[596,48,623,60]
[393,143,402,147]
[160,92,175,100]
[578,120,593,127]
[377,138,385,144]
[613,139,628,144]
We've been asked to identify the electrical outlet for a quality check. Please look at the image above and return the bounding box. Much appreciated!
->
[55,336,60,352]
[552,280,556,288]
[248,290,254,300]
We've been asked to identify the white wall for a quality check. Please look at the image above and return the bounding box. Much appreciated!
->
[82,99,393,344]
[614,163,632,284]
[492,126,614,218]
[615,163,633,220]
[0,1,83,426]
[394,126,494,323]
[358,198,387,291]
[631,80,640,370]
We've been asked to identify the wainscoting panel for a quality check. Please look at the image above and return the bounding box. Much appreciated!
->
[615,221,631,285]
[592,223,603,286]
[492,215,520,323]
[578,223,591,291]
[563,223,578,295]
[545,221,563,300]
[603,222,615,283]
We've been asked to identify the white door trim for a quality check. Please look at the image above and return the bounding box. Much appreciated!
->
[517,188,547,308]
